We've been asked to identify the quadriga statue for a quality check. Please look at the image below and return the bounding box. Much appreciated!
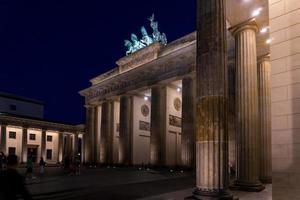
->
[124,14,167,55]
[131,33,146,52]
[140,26,153,45]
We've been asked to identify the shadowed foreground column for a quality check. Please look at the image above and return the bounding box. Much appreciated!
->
[119,96,133,165]
[258,55,272,183]
[187,0,233,199]
[181,76,195,168]
[150,86,167,166]
[100,101,114,164]
[229,19,265,192]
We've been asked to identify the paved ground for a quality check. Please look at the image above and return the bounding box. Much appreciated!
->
[18,167,271,200]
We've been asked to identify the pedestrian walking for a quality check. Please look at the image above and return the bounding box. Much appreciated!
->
[39,157,46,176]
[26,156,33,179]
[75,155,81,176]
[0,152,4,171]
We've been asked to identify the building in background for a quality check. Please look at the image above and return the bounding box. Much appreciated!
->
[0,92,84,164]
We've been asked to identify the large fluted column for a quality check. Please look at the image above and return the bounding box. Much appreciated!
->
[58,132,64,163]
[93,105,99,164]
[85,105,95,164]
[74,133,79,159]
[119,96,133,165]
[181,76,195,168]
[21,127,28,163]
[41,130,47,160]
[100,101,114,164]
[258,55,272,183]
[188,0,233,199]
[150,85,167,166]
[229,19,264,191]
[95,106,101,164]
[0,125,7,154]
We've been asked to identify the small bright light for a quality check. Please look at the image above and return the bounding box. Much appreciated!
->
[266,38,272,44]
[177,88,181,92]
[144,96,149,101]
[260,26,269,33]
[252,7,263,17]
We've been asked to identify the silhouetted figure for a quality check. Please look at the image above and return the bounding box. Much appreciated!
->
[39,157,46,176]
[0,152,7,171]
[0,152,4,171]
[0,154,33,200]
[64,156,71,174]
[26,156,34,179]
[75,155,81,176]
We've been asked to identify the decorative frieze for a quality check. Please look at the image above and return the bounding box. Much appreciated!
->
[139,121,150,131]
[169,115,182,128]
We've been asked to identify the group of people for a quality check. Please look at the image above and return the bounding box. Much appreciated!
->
[63,155,81,176]
[25,156,46,179]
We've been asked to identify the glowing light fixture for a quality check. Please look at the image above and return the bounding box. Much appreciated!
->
[144,96,149,101]
[177,88,181,92]
[266,38,272,44]
[260,26,269,33]
[252,7,263,17]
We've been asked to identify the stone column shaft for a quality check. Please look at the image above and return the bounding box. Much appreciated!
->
[189,0,233,199]
[58,132,64,163]
[100,101,114,164]
[21,128,28,163]
[230,19,264,191]
[181,76,195,168]
[85,105,95,164]
[41,130,46,160]
[119,96,133,165]
[92,106,99,164]
[74,133,79,159]
[0,125,7,154]
[258,55,272,183]
[150,86,167,166]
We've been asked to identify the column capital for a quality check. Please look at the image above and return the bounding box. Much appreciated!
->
[229,18,259,36]
[258,53,270,63]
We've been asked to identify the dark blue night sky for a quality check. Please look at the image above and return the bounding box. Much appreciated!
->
[0,0,196,124]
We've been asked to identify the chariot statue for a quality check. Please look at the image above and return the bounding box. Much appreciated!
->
[124,14,167,55]
[124,40,134,55]
[140,26,153,45]
[148,14,167,45]
[131,33,146,52]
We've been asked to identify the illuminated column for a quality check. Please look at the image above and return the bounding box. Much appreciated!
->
[188,0,233,199]
[258,55,272,183]
[100,101,114,164]
[74,133,79,159]
[93,105,100,164]
[58,132,64,163]
[150,85,166,166]
[94,105,101,164]
[0,125,7,154]
[41,130,46,159]
[230,19,264,191]
[21,127,28,163]
[85,105,95,164]
[181,75,195,168]
[119,96,133,165]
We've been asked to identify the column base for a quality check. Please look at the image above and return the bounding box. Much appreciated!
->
[185,189,237,200]
[260,176,272,184]
[230,181,265,192]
